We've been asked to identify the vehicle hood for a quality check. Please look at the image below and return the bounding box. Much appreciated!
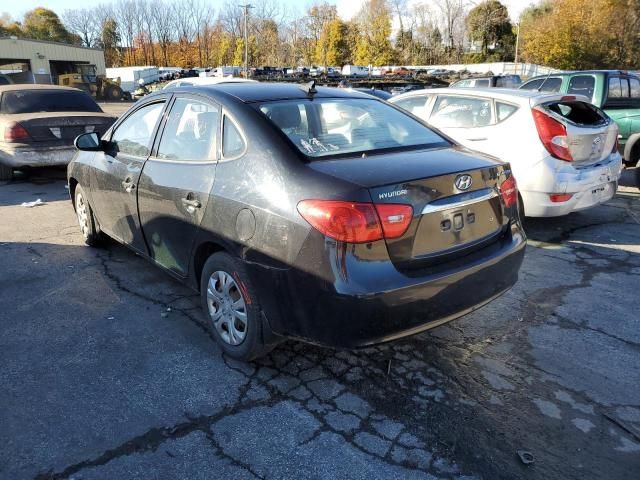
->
[307,146,505,188]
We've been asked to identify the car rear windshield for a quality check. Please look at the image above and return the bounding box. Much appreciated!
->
[258,97,449,158]
[0,90,102,114]
[545,100,608,126]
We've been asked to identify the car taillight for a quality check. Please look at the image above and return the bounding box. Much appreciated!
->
[374,204,413,238]
[297,200,413,243]
[532,108,573,162]
[3,122,29,142]
[500,175,518,208]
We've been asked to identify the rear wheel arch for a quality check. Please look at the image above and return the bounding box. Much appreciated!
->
[624,133,640,164]
[193,240,233,290]
[68,178,79,208]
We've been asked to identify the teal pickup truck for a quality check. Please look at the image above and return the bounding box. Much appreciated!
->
[520,70,640,166]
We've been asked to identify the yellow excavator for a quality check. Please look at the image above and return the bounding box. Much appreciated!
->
[58,64,127,101]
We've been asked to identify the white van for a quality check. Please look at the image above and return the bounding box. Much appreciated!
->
[341,65,369,77]
[209,66,241,77]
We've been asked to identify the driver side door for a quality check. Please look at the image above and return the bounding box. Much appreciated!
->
[90,99,166,253]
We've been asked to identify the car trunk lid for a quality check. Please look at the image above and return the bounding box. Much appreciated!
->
[370,165,510,265]
[309,148,514,265]
[531,96,618,167]
[5,112,116,144]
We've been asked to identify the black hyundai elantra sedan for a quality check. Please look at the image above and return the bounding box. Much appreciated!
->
[68,82,525,360]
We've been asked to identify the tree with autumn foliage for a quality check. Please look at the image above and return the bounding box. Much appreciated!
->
[355,0,395,66]
[315,18,348,67]
[520,0,640,69]
[22,8,80,44]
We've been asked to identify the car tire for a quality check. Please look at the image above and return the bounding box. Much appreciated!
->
[200,252,272,361]
[0,164,13,181]
[108,85,124,101]
[74,185,103,246]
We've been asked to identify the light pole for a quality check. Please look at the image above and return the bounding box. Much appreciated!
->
[240,4,253,78]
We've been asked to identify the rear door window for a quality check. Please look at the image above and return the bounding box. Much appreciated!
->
[430,95,493,128]
[393,95,430,118]
[473,79,490,87]
[568,75,595,99]
[157,97,218,161]
[521,77,562,92]
[222,116,246,158]
[111,102,164,157]
[495,76,521,88]
[607,77,628,98]
[630,77,640,98]
[496,102,518,122]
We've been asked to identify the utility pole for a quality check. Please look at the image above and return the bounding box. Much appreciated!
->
[514,22,520,67]
[240,4,253,78]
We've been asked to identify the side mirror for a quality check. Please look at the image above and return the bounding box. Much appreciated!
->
[74,132,102,151]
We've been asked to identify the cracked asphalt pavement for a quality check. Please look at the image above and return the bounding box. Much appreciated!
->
[1,168,639,480]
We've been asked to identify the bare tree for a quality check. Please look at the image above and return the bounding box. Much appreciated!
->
[435,0,466,49]
[63,9,100,47]
[151,1,175,67]
[114,0,137,64]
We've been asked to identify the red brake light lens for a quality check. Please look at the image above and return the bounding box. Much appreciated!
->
[297,200,383,243]
[500,175,518,208]
[3,122,29,142]
[532,108,573,162]
[374,204,413,239]
[297,200,413,243]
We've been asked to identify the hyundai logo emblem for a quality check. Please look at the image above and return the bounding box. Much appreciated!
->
[455,174,473,191]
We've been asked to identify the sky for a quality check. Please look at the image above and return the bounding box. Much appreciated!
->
[2,0,536,24]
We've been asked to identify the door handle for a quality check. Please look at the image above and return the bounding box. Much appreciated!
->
[467,137,487,141]
[121,178,136,193]
[181,197,202,210]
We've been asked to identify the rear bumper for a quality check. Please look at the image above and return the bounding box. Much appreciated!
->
[521,153,623,217]
[0,143,77,168]
[248,223,526,348]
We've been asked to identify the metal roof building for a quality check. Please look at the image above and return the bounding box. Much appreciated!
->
[0,36,106,84]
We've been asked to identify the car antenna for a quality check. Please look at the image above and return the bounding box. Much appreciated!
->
[537,70,553,92]
[300,80,317,96]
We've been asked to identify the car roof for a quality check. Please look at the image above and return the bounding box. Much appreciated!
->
[389,87,590,106]
[171,82,376,103]
[164,77,257,88]
[0,84,83,94]
[526,70,640,80]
